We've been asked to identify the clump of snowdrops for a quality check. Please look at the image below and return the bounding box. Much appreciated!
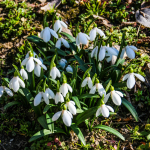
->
[1,13,145,145]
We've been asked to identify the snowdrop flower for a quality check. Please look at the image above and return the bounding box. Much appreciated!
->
[55,37,70,49]
[91,46,98,58]
[52,108,73,127]
[25,51,37,59]
[45,87,55,99]
[0,86,13,97]
[54,92,64,104]
[104,86,123,106]
[9,72,25,92]
[96,104,114,117]
[34,91,49,106]
[60,83,72,97]
[38,53,43,64]
[66,65,73,73]
[54,19,67,33]
[122,69,145,89]
[59,59,67,69]
[50,64,61,79]
[81,74,93,89]
[120,45,138,59]
[20,66,28,80]
[89,78,106,96]
[21,52,42,72]
[40,27,58,43]
[65,100,76,115]
[76,32,90,46]
[89,27,105,41]
[34,62,47,77]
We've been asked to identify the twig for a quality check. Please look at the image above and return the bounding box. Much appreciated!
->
[137,24,141,37]
[0,143,6,150]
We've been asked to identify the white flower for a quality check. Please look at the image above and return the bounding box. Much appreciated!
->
[65,101,76,115]
[81,77,93,89]
[76,32,90,46]
[54,92,64,104]
[50,66,61,79]
[60,83,72,97]
[120,45,138,59]
[45,88,55,99]
[89,27,105,41]
[104,90,123,106]
[91,46,98,58]
[20,68,28,80]
[54,20,67,33]
[66,65,73,73]
[96,104,114,117]
[21,54,42,73]
[34,63,47,77]
[9,76,25,92]
[52,110,73,126]
[40,27,58,43]
[34,92,49,106]
[89,83,106,96]
[122,73,145,89]
[59,59,67,69]
[0,86,13,97]
[55,37,70,49]
[99,46,118,61]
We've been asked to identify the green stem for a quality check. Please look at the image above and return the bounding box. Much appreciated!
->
[90,115,96,131]
[32,70,35,90]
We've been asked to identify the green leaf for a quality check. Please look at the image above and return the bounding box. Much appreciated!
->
[38,115,48,129]
[50,55,56,71]
[37,47,48,62]
[72,96,81,109]
[46,113,54,132]
[43,104,55,114]
[4,101,20,110]
[147,134,150,140]
[61,32,75,42]
[54,127,67,135]
[71,123,86,145]
[82,66,92,80]
[122,98,138,122]
[50,47,66,56]
[105,80,112,93]
[93,125,125,141]
[74,55,85,66]
[78,94,100,99]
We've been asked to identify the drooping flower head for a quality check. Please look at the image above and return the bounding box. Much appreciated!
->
[0,85,13,97]
[66,65,73,73]
[59,59,67,69]
[81,73,93,89]
[76,32,90,46]
[54,18,67,33]
[50,63,61,80]
[65,100,76,115]
[20,66,28,80]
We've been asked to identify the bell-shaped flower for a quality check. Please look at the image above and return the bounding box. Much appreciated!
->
[96,104,114,117]
[54,92,64,104]
[91,46,98,58]
[59,59,67,69]
[65,100,76,115]
[120,45,138,59]
[50,65,61,80]
[34,62,47,77]
[55,37,70,49]
[66,65,73,73]
[104,86,123,106]
[89,79,106,96]
[122,72,145,89]
[52,109,73,126]
[9,73,25,92]
[81,75,93,89]
[89,27,105,41]
[20,67,28,80]
[21,52,42,72]
[54,20,67,33]
[0,86,13,97]
[45,88,55,99]
[40,27,58,43]
[76,32,90,46]
[34,91,49,106]
[60,83,72,97]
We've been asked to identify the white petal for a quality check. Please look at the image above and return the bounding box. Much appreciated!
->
[67,111,73,119]
[128,46,138,51]
[81,78,88,87]
[54,20,62,33]
[89,28,96,41]
[127,74,135,89]
[122,74,129,81]
[60,84,68,97]
[66,65,73,73]
[61,38,70,48]
[22,69,28,80]
[115,91,123,97]
[96,107,101,117]
[42,27,51,42]
[33,58,42,65]
[55,67,61,78]
[5,87,13,97]
[21,58,28,66]
[49,28,58,39]
[101,105,109,117]
[99,47,105,61]
[98,87,106,97]
[9,79,13,89]
[40,29,44,38]
[134,73,145,82]
[91,46,98,58]
[50,67,56,79]
[20,69,23,76]
[68,102,76,115]
[60,21,67,28]
[26,57,35,72]
[82,33,90,40]
[70,100,75,105]
[104,93,111,103]
[96,28,105,38]
[17,77,25,88]
[120,48,126,59]
[59,59,67,69]
[52,111,62,121]
[0,86,4,97]
[106,47,118,56]
[87,77,93,89]
[34,92,42,106]
[62,110,72,126]
[12,77,19,92]
[34,64,41,77]
[67,84,73,93]
[89,85,96,94]
[111,91,122,106]
[106,105,114,112]
[42,92,49,105]
[41,64,47,70]
[78,33,88,45]
[47,88,55,99]
[126,46,135,59]
[55,39,61,49]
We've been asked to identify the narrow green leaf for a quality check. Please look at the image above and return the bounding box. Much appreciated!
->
[50,55,56,71]
[72,96,81,109]
[122,98,138,122]
[54,127,67,135]
[74,55,85,66]
[38,115,48,129]
[71,124,86,145]
[105,80,112,93]
[61,32,76,42]
[43,104,55,114]
[82,66,92,80]
[93,125,125,141]
[37,47,48,62]
[4,101,20,110]
[46,113,54,132]
[78,94,100,99]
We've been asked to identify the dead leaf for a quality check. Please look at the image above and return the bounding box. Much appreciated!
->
[38,0,46,3]
[62,27,73,36]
